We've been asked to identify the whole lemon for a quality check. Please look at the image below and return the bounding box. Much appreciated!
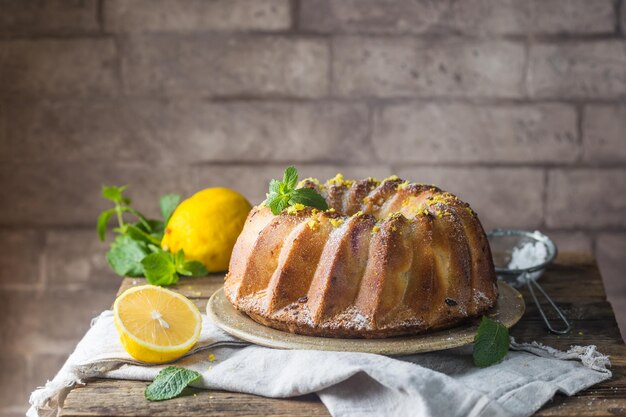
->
[161,188,252,272]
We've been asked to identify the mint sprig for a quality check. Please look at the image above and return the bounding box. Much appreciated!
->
[145,366,201,401]
[266,166,328,215]
[142,249,208,286]
[98,186,207,285]
[473,316,510,367]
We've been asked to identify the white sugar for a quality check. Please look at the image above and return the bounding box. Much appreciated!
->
[508,241,548,270]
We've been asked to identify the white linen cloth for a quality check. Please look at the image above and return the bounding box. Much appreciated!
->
[29,311,611,417]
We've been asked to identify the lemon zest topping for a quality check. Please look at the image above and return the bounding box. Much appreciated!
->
[397,181,410,190]
[307,218,319,231]
[329,218,344,228]
[327,173,354,188]
[384,175,399,182]
[297,177,325,191]
[372,225,380,233]
[286,203,306,215]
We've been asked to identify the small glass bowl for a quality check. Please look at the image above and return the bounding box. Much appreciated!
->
[488,229,557,286]
[486,229,570,335]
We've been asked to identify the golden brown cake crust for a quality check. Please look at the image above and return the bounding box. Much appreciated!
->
[224,175,498,339]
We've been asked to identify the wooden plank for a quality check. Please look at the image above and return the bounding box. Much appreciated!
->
[117,275,225,298]
[61,253,626,417]
[61,380,329,417]
[60,378,626,417]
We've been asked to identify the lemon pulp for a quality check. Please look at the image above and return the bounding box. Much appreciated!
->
[113,285,202,363]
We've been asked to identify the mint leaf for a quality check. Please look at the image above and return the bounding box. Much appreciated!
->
[106,235,149,277]
[121,223,162,246]
[290,188,328,211]
[97,209,115,241]
[178,260,208,277]
[141,252,178,286]
[283,166,298,190]
[160,194,181,225]
[102,185,127,203]
[269,179,281,195]
[171,249,207,277]
[265,166,327,215]
[145,366,201,401]
[473,316,510,367]
[174,249,186,268]
[268,195,290,215]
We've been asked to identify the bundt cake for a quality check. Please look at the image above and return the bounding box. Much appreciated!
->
[224,174,498,338]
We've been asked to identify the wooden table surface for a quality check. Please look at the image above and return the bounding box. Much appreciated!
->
[61,252,626,417]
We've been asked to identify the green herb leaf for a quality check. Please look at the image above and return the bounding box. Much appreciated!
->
[268,179,281,195]
[106,235,149,277]
[141,252,179,286]
[160,194,181,225]
[473,316,510,368]
[102,185,127,203]
[265,166,327,215]
[121,223,162,246]
[145,366,201,401]
[179,260,208,277]
[267,195,290,215]
[174,249,186,267]
[171,249,208,277]
[289,188,329,211]
[97,209,115,241]
[282,166,298,190]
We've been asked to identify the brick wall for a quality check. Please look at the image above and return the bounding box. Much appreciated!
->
[1,0,626,414]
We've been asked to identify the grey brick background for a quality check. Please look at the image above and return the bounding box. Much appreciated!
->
[1,0,625,414]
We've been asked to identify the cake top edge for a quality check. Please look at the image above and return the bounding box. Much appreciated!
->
[260,172,476,221]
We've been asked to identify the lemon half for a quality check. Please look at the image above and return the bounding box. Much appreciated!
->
[113,285,202,363]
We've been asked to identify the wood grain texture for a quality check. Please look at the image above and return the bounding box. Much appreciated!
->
[61,252,626,417]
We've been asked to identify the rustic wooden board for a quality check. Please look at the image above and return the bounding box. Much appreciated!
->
[61,253,626,417]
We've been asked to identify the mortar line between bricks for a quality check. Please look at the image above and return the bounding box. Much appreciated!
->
[591,233,599,258]
[187,160,626,169]
[360,101,378,163]
[38,235,48,295]
[1,31,624,42]
[327,34,334,97]
[261,31,625,43]
[616,0,623,35]
[2,159,626,170]
[290,0,300,32]
[575,104,585,162]
[3,224,626,234]
[96,0,105,33]
[521,38,531,98]
[3,95,625,107]
[540,168,549,230]
[0,32,116,41]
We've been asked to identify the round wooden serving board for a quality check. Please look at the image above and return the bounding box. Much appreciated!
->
[206,281,524,356]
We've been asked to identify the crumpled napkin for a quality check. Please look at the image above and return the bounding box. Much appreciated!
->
[28,311,611,417]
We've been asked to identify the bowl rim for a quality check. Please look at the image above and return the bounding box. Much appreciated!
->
[487,229,558,275]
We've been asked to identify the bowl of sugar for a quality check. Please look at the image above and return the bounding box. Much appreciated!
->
[487,229,570,334]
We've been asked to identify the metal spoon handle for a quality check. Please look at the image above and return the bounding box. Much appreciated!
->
[526,274,571,334]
